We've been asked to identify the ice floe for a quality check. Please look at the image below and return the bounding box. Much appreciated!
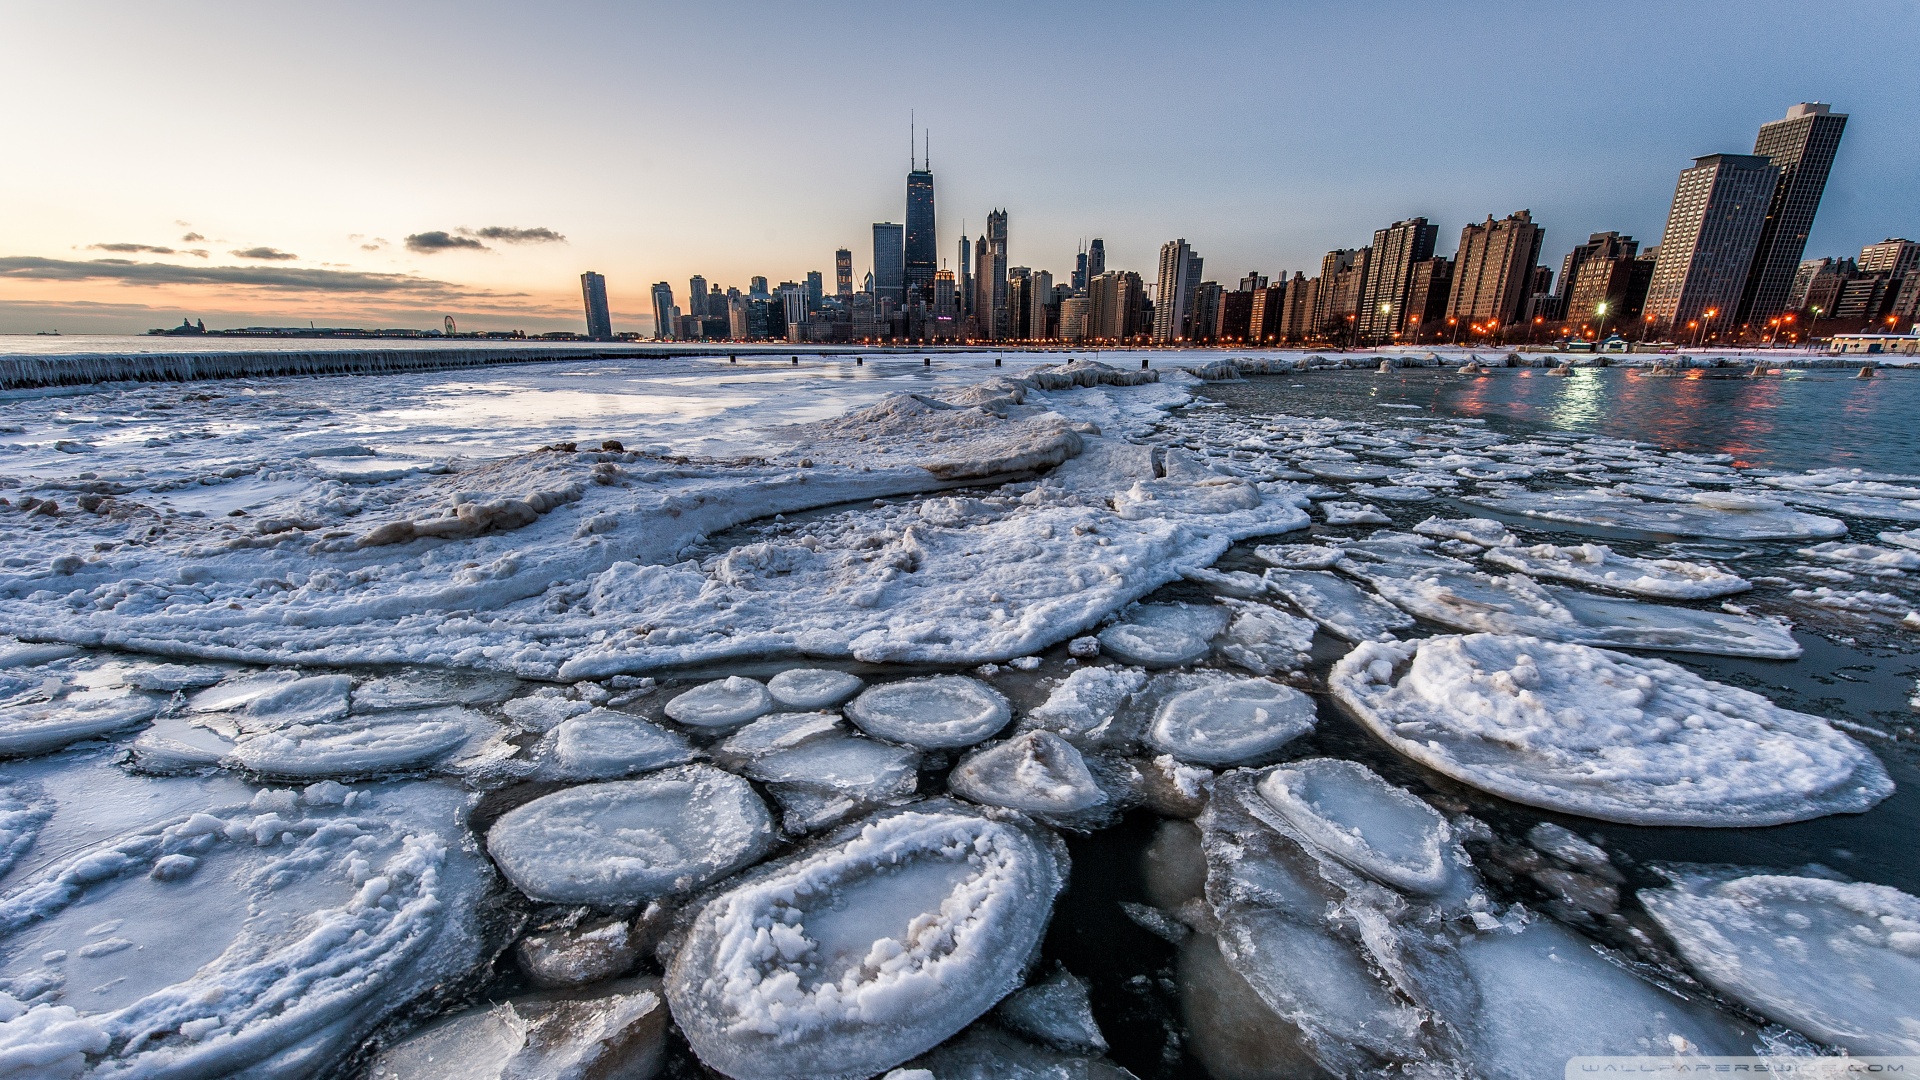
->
[1262,568,1412,641]
[486,765,775,904]
[996,966,1108,1053]
[1255,758,1461,894]
[1146,676,1316,766]
[664,804,1066,1080]
[1095,603,1229,667]
[228,704,493,779]
[1214,601,1315,675]
[664,676,776,729]
[539,708,696,781]
[0,690,159,759]
[949,731,1106,816]
[1481,542,1751,599]
[1463,487,1846,539]
[1329,634,1892,825]
[715,711,920,824]
[365,976,669,1080]
[1319,500,1391,526]
[767,668,865,710]
[845,676,1011,749]
[1019,666,1146,743]
[1641,872,1920,1054]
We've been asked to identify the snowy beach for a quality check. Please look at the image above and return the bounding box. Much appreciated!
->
[0,348,1915,1078]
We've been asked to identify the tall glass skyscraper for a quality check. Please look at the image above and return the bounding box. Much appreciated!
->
[905,146,936,304]
[872,223,905,305]
[1737,103,1848,327]
[580,271,613,340]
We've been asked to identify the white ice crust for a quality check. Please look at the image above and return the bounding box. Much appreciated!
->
[1482,542,1750,599]
[542,708,695,780]
[1021,666,1146,742]
[486,765,775,904]
[948,731,1105,815]
[1255,758,1457,894]
[1641,872,1920,1054]
[1262,569,1412,642]
[1147,677,1316,766]
[664,677,775,729]
[767,669,866,710]
[845,677,1010,749]
[664,805,1065,1080]
[1329,634,1891,825]
[1095,604,1229,668]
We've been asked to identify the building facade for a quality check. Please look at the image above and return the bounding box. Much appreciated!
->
[904,161,937,303]
[871,223,905,305]
[650,281,677,340]
[1152,239,1199,342]
[1644,155,1779,332]
[1359,217,1437,341]
[1447,211,1544,331]
[581,271,613,341]
[1737,103,1848,328]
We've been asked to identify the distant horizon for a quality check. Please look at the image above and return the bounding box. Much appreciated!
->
[4,1,1915,336]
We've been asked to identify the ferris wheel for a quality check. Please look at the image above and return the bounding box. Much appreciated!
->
[444,315,457,336]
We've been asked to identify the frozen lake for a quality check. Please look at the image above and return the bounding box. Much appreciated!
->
[0,350,1914,1078]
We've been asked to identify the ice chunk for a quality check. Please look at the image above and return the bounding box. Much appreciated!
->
[226,705,488,778]
[767,668,865,710]
[1463,487,1846,540]
[1360,567,1799,658]
[1096,603,1230,668]
[1320,501,1391,525]
[718,712,920,804]
[1798,540,1920,569]
[0,782,53,880]
[543,708,696,780]
[997,966,1108,1053]
[663,676,775,729]
[665,804,1066,1080]
[352,670,521,711]
[1640,873,1920,1055]
[182,669,303,714]
[1411,516,1516,547]
[906,1025,1135,1079]
[365,977,669,1080]
[1021,666,1147,741]
[1263,568,1412,642]
[1215,603,1315,676]
[1255,758,1458,893]
[1176,933,1326,1080]
[1252,543,1343,570]
[1328,634,1892,825]
[0,692,159,758]
[1483,542,1751,599]
[503,689,591,733]
[1147,677,1315,767]
[846,676,1011,749]
[514,913,648,989]
[238,673,353,728]
[1298,461,1393,482]
[949,731,1105,815]
[122,664,231,692]
[1879,527,1920,552]
[486,765,775,904]
[0,783,492,1077]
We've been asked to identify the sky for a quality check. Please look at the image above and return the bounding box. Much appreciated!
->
[3,0,1917,337]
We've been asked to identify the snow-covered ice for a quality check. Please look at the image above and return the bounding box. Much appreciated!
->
[767,668,865,710]
[228,704,492,778]
[1254,758,1461,894]
[996,966,1108,1053]
[1019,666,1146,743]
[948,731,1106,816]
[845,676,1011,749]
[1329,634,1892,825]
[1318,500,1391,526]
[715,711,920,820]
[1214,600,1315,675]
[486,765,775,904]
[1146,676,1316,767]
[1262,568,1413,641]
[1463,487,1847,540]
[664,804,1066,1080]
[1095,603,1229,668]
[1641,872,1920,1055]
[1482,542,1750,599]
[664,676,775,729]
[540,707,696,781]
[365,976,669,1080]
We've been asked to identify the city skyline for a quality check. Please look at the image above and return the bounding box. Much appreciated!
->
[3,1,1917,336]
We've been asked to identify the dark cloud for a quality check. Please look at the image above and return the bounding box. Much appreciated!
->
[405,231,487,253]
[90,243,177,254]
[0,255,514,299]
[463,226,567,244]
[181,232,205,242]
[230,246,297,261]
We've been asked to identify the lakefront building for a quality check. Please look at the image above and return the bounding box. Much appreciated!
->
[1644,154,1780,334]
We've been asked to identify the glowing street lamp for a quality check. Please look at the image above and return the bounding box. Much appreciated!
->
[1594,301,1610,345]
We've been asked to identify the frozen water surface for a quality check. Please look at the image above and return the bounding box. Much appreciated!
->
[1146,677,1316,767]
[663,676,775,728]
[1482,541,1750,599]
[1262,568,1412,642]
[846,676,1010,749]
[949,731,1106,816]
[767,668,865,710]
[1096,603,1230,668]
[1331,634,1891,825]
[1255,758,1459,894]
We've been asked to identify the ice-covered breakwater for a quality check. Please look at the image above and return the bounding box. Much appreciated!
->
[0,345,659,390]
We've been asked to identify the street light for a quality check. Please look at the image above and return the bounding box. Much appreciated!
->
[1378,302,1392,347]
[1595,301,1610,346]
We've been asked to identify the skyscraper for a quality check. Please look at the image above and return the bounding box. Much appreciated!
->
[688,275,708,318]
[904,137,937,304]
[805,271,824,311]
[1310,249,1361,334]
[1737,103,1848,327]
[1028,269,1052,339]
[1644,155,1779,332]
[650,282,676,341]
[1360,218,1437,340]
[1404,258,1453,340]
[1859,239,1919,278]
[872,223,905,305]
[1559,234,1644,332]
[1087,238,1105,280]
[835,249,854,299]
[1007,267,1032,339]
[581,272,613,341]
[1447,211,1544,330]
[981,210,1009,339]
[1153,239,1201,342]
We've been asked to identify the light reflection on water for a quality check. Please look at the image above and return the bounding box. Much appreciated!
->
[1238,368,1919,473]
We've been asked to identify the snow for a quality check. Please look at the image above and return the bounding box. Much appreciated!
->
[948,731,1106,816]
[664,804,1066,1080]
[845,676,1011,749]
[663,676,775,729]
[1262,568,1412,641]
[0,777,492,1078]
[1254,758,1460,894]
[1798,540,1920,569]
[1146,676,1317,766]
[1412,516,1517,547]
[1251,542,1342,570]
[767,668,866,710]
[1329,634,1892,825]
[1095,602,1230,668]
[1640,872,1920,1055]
[485,765,775,904]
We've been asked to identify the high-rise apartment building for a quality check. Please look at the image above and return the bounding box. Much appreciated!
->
[872,223,905,305]
[581,272,613,341]
[1216,287,1255,342]
[1310,249,1361,334]
[835,249,854,298]
[1859,239,1920,278]
[1447,211,1544,329]
[1087,270,1146,342]
[1560,235,1648,333]
[1249,283,1283,342]
[1360,218,1437,340]
[1058,295,1089,341]
[905,150,937,303]
[779,283,807,341]
[1404,258,1453,340]
[1153,239,1202,342]
[804,271,824,311]
[1188,281,1222,343]
[1644,155,1779,332]
[1279,273,1317,341]
[1028,269,1053,339]
[650,282,677,340]
[1007,267,1032,340]
[1737,103,1848,327]
[980,210,1009,339]
[1788,257,1832,312]
[933,269,958,317]
[688,275,708,318]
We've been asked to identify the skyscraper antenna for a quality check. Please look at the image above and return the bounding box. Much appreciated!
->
[925,129,930,170]
[910,111,916,170]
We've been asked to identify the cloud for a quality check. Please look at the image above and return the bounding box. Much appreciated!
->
[405,231,488,253]
[464,226,567,244]
[0,255,516,300]
[90,243,177,254]
[181,232,205,242]
[230,246,297,261]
